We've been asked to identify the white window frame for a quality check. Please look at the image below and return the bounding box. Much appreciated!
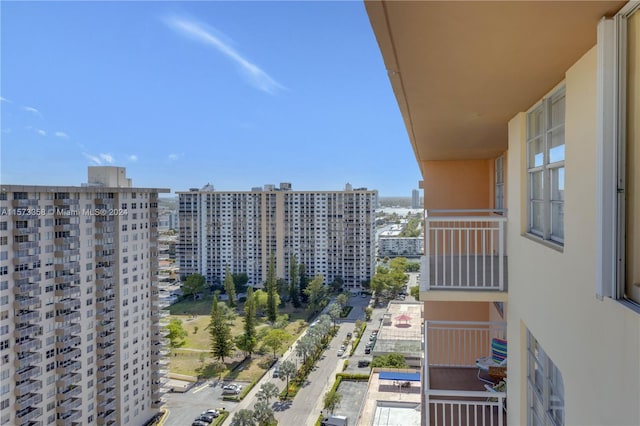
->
[596,1,640,310]
[527,330,564,426]
[526,87,566,245]
[495,155,505,212]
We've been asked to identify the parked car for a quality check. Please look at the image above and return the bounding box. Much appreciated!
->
[364,347,371,354]
[192,421,209,426]
[346,332,352,339]
[196,414,215,423]
[358,360,370,368]
[202,409,220,418]
[222,384,241,395]
[337,348,345,356]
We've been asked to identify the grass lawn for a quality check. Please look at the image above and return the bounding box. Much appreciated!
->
[168,298,310,382]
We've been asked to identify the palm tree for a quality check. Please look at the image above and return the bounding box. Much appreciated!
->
[231,409,255,426]
[257,382,279,406]
[278,360,297,397]
[253,401,275,426]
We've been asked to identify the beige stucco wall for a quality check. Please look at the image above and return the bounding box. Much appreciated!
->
[423,301,492,322]
[422,159,492,209]
[506,46,640,425]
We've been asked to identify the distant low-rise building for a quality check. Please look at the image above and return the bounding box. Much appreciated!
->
[378,237,423,257]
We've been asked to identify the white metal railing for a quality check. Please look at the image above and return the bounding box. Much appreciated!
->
[423,210,507,292]
[424,321,508,426]
[425,321,506,368]
[428,389,506,426]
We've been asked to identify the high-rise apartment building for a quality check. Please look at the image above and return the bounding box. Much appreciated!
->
[177,183,377,291]
[0,167,170,426]
[367,1,639,425]
[411,189,420,209]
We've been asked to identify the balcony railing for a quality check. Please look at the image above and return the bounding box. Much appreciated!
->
[425,320,507,426]
[422,210,507,293]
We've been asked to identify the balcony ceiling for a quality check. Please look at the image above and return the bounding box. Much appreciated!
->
[366,0,626,170]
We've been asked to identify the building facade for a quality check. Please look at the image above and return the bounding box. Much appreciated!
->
[177,183,377,291]
[367,1,639,425]
[378,237,423,258]
[0,167,170,426]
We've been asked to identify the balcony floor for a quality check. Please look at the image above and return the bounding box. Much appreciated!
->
[428,367,504,426]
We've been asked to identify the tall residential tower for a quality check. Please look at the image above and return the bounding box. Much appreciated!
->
[0,167,170,426]
[177,183,377,291]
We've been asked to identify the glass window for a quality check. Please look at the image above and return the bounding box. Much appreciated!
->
[527,87,565,244]
[527,329,564,426]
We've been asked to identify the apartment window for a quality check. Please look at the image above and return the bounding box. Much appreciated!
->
[527,86,565,245]
[597,2,640,307]
[527,330,564,426]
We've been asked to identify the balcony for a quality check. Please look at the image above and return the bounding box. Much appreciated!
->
[56,348,81,363]
[15,337,42,352]
[54,285,81,299]
[60,385,82,399]
[56,324,81,336]
[16,406,43,423]
[15,366,42,381]
[15,352,42,369]
[16,392,43,411]
[12,199,38,208]
[424,321,507,426]
[56,360,82,375]
[55,311,81,324]
[57,396,82,411]
[15,282,41,295]
[15,379,42,397]
[55,298,81,311]
[14,323,41,339]
[421,210,508,302]
[56,373,81,388]
[55,409,81,426]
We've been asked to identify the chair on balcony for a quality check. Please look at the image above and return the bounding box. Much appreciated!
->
[476,338,507,384]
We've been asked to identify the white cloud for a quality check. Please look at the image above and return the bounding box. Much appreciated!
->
[165,16,285,94]
[168,153,180,161]
[55,131,69,139]
[83,153,102,165]
[0,97,11,103]
[1,128,11,134]
[22,106,41,116]
[99,153,114,164]
[128,155,138,162]
[36,129,46,136]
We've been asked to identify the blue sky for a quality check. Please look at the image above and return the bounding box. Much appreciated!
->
[1,1,420,196]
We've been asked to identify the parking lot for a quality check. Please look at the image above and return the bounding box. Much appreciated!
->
[163,380,247,426]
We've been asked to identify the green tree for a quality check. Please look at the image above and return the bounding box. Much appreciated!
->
[327,302,342,330]
[232,409,255,426]
[232,272,250,294]
[234,288,258,357]
[278,360,297,397]
[209,295,233,362]
[256,382,279,405]
[389,257,409,272]
[304,275,328,314]
[253,400,276,426]
[262,328,291,359]
[370,353,409,369]
[254,289,279,316]
[223,267,237,308]
[295,334,314,364]
[410,285,419,300]
[182,273,206,300]
[330,276,344,293]
[323,389,342,414]
[167,318,187,348]
[364,306,373,321]
[299,263,309,303]
[266,253,278,323]
[289,254,301,308]
[336,293,348,309]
